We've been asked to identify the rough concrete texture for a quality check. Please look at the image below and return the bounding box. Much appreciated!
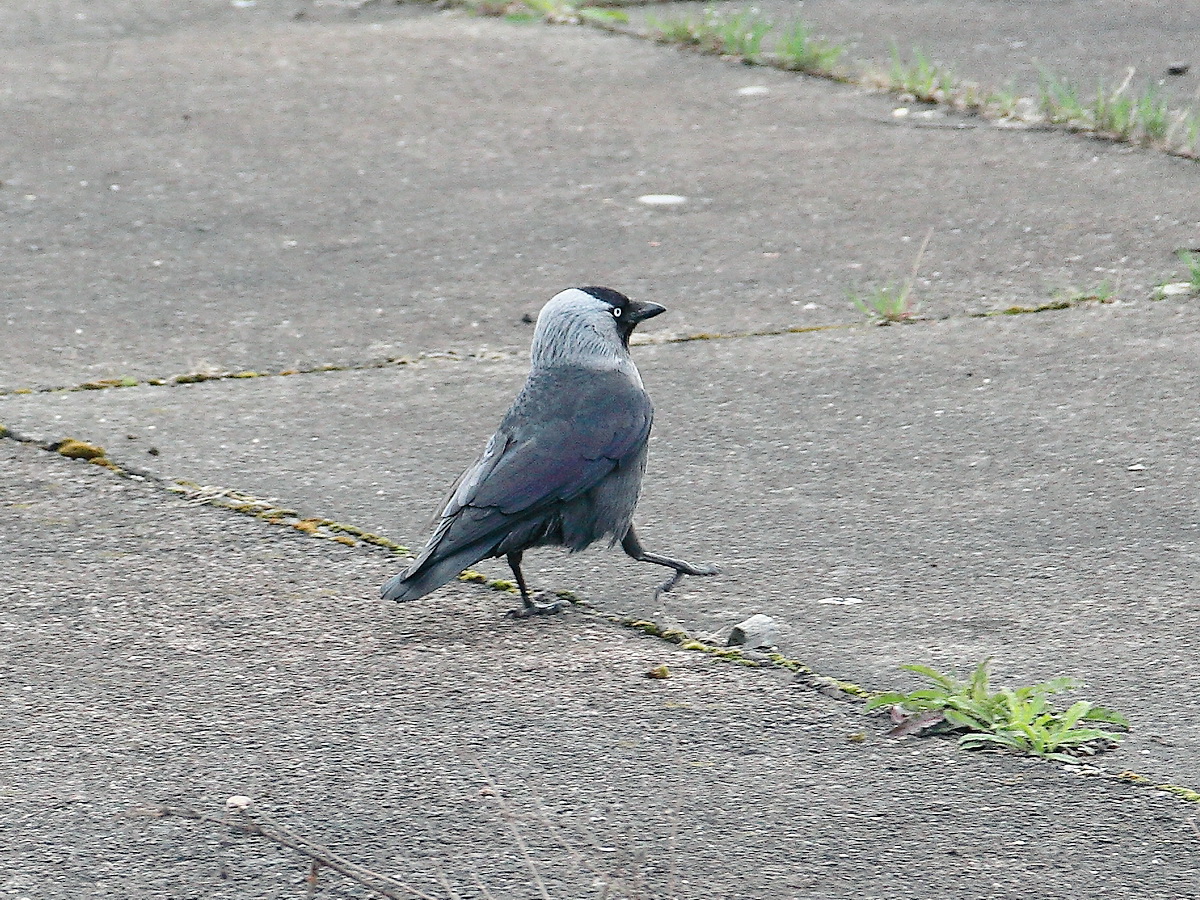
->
[6,300,1200,788]
[4,2,1200,897]
[717,0,1200,108]
[3,6,1199,389]
[4,440,1200,898]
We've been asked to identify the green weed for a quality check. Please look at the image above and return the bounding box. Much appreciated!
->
[715,8,773,61]
[1040,68,1192,149]
[866,658,1129,763]
[1177,249,1200,292]
[477,0,628,25]
[889,45,956,103]
[986,81,1022,118]
[646,13,707,46]
[850,229,932,324]
[648,6,771,61]
[1038,71,1088,125]
[1052,279,1116,304]
[773,19,844,73]
[850,283,919,323]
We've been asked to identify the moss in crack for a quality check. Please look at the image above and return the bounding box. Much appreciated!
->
[358,532,408,553]
[327,522,367,537]
[54,439,108,461]
[458,570,488,584]
[1155,783,1200,803]
[627,619,665,637]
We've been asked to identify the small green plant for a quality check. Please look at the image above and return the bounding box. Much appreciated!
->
[482,0,628,24]
[866,658,1129,763]
[850,229,931,324]
[889,45,956,102]
[1176,249,1200,293]
[986,81,1022,118]
[773,18,844,73]
[648,7,771,61]
[1093,79,1135,135]
[1052,279,1115,304]
[1038,71,1089,125]
[646,12,706,46]
[850,283,919,323]
[714,8,773,61]
[1135,84,1171,142]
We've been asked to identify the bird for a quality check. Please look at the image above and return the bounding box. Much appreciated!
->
[381,286,720,616]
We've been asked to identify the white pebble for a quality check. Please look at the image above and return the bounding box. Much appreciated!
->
[636,194,687,206]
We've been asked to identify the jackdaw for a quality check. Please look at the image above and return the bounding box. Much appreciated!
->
[381,286,719,615]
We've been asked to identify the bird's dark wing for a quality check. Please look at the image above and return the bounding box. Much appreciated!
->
[422,366,652,560]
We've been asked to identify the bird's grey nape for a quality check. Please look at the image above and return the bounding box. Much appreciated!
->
[380,285,719,616]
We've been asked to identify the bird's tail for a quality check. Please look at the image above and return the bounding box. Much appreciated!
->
[380,548,483,602]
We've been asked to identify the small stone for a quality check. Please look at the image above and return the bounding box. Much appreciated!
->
[816,596,864,605]
[1156,282,1192,297]
[225,795,253,811]
[737,85,770,96]
[1167,63,1190,77]
[1127,463,1146,471]
[726,614,779,649]
[636,194,687,206]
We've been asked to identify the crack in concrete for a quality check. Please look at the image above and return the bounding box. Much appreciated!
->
[0,293,1135,400]
[3,421,1199,808]
[573,11,1200,163]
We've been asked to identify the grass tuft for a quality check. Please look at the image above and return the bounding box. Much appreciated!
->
[1177,249,1200,293]
[850,228,932,324]
[648,6,773,62]
[889,45,956,103]
[866,658,1129,763]
[1052,279,1116,304]
[773,19,844,73]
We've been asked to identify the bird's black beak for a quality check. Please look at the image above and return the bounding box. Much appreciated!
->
[627,300,666,323]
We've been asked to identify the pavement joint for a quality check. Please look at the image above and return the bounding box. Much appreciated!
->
[5,423,1200,813]
[0,293,1145,400]
[523,4,1200,163]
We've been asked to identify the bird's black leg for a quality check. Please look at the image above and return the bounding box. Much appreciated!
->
[503,550,569,618]
[621,525,721,600]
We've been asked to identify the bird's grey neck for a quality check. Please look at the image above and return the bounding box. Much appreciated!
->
[531,323,626,368]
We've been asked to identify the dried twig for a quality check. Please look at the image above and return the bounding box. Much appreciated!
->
[470,870,499,900]
[466,757,553,900]
[148,803,440,900]
[435,869,464,900]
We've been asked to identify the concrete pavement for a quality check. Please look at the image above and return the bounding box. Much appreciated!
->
[3,2,1200,897]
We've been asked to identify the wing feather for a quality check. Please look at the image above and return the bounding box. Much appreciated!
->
[414,367,652,567]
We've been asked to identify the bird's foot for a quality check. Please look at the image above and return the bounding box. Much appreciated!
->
[653,564,721,601]
[505,594,570,619]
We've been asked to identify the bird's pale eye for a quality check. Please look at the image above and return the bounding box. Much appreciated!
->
[612,307,623,318]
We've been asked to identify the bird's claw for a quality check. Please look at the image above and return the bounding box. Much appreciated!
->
[652,564,721,601]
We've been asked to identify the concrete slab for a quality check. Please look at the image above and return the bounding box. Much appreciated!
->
[4,439,1200,899]
[4,10,1199,389]
[692,0,1200,109]
[6,299,1198,787]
